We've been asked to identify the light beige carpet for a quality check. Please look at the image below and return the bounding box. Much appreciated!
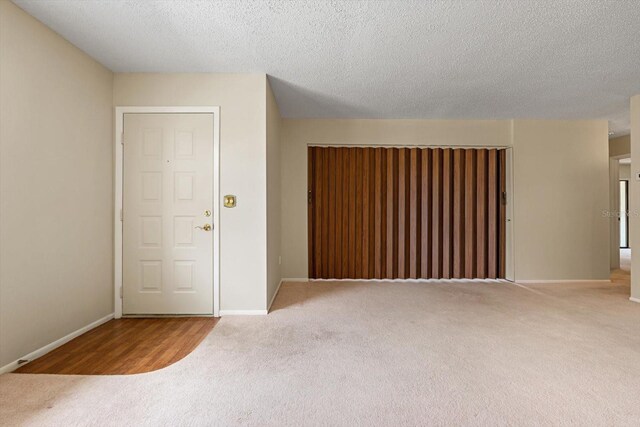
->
[1,279,639,426]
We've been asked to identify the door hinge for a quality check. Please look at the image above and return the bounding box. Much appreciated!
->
[121,132,124,145]
[308,190,313,204]
[120,209,123,221]
[501,191,507,205]
[119,286,123,299]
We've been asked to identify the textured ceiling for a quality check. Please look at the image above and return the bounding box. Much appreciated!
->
[14,0,640,134]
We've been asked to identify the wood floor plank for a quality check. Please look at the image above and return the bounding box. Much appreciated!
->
[15,318,218,375]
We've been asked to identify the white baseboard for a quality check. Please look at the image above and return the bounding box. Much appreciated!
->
[0,313,114,375]
[308,278,508,284]
[630,297,640,304]
[267,280,284,312]
[278,278,613,285]
[516,280,611,284]
[219,310,268,316]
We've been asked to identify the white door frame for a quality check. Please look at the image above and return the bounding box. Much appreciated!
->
[609,155,628,270]
[504,147,515,281]
[114,106,221,318]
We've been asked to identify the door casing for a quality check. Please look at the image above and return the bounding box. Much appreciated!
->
[114,106,221,318]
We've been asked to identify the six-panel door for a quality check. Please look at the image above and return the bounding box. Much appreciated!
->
[123,113,214,314]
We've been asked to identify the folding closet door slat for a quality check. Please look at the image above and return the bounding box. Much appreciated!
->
[386,149,397,278]
[499,149,507,278]
[379,149,388,278]
[321,148,331,278]
[487,149,498,278]
[367,148,377,279]
[334,148,344,279]
[313,147,323,278]
[327,147,336,278]
[441,148,453,279]
[374,148,384,278]
[397,149,408,278]
[464,149,476,278]
[452,149,465,278]
[362,148,371,279]
[431,148,443,278]
[476,149,488,278]
[353,149,363,278]
[420,149,432,278]
[348,148,357,278]
[341,148,351,277]
[408,148,420,278]
[308,147,315,278]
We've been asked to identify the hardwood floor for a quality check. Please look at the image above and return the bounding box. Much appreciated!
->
[611,248,631,286]
[16,317,218,375]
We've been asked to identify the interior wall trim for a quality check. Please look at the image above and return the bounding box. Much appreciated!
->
[516,280,612,284]
[308,278,509,284]
[308,143,510,150]
[0,313,114,375]
[268,279,284,312]
[219,310,268,316]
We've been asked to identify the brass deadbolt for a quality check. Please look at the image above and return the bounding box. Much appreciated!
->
[224,195,236,208]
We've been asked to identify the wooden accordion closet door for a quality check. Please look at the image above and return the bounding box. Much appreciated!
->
[308,146,506,280]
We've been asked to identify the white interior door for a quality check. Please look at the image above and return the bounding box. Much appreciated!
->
[123,113,214,315]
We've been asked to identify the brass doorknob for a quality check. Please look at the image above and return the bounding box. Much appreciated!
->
[195,224,212,231]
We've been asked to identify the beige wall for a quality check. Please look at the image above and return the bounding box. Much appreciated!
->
[609,136,630,270]
[511,120,609,280]
[114,73,269,311]
[610,135,631,158]
[619,164,630,180]
[609,159,621,269]
[631,95,640,301]
[0,2,114,367]
[266,79,282,307]
[280,119,610,281]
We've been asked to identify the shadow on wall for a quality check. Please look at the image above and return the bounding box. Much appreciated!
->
[268,76,376,118]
